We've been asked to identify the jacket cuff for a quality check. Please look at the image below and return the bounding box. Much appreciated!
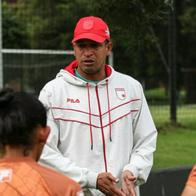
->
[123,164,139,178]
[123,165,145,186]
[87,172,99,188]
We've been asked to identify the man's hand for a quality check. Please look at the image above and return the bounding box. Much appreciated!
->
[97,172,125,196]
[122,170,136,196]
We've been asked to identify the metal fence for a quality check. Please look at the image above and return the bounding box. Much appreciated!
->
[2,49,113,95]
[2,50,196,123]
[2,49,75,94]
[140,166,192,196]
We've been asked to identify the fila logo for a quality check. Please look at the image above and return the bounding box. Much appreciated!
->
[67,98,80,103]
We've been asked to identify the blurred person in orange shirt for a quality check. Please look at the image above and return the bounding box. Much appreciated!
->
[181,165,196,196]
[0,88,83,196]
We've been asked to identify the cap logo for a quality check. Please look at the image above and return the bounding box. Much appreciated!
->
[83,20,94,30]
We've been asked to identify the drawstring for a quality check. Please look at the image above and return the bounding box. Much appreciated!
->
[106,79,112,142]
[86,83,93,150]
[86,80,112,150]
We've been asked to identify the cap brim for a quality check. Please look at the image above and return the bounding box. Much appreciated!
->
[72,33,106,43]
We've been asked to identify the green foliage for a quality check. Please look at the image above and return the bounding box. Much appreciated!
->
[180,7,196,35]
[2,0,178,92]
[145,88,186,104]
[2,2,29,48]
[145,88,168,102]
[88,0,168,77]
[177,1,196,102]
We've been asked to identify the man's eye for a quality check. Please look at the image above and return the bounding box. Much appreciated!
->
[90,43,100,48]
[77,43,86,48]
[76,43,101,49]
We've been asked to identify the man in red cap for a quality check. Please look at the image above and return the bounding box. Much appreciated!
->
[39,16,157,196]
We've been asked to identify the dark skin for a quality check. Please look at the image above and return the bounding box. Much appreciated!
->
[97,172,124,196]
[73,39,136,196]
[122,170,136,196]
[73,39,112,81]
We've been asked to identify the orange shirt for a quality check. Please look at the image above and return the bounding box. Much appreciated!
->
[0,157,83,196]
[186,165,196,189]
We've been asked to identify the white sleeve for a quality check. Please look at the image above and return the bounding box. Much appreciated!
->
[123,84,157,186]
[38,87,98,189]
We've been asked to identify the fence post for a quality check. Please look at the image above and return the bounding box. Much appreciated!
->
[0,0,3,89]
[168,0,177,123]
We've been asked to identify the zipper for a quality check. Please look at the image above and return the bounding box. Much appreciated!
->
[95,85,108,172]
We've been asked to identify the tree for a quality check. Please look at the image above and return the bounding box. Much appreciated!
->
[178,1,196,103]
[2,2,29,48]
[3,0,170,91]
[89,0,168,87]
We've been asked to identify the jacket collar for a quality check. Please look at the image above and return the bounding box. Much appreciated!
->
[64,60,112,77]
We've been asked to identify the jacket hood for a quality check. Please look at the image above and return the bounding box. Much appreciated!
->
[56,60,113,86]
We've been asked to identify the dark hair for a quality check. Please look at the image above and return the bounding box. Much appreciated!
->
[0,88,47,147]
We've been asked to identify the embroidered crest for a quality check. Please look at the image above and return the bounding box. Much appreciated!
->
[83,20,94,30]
[115,88,126,100]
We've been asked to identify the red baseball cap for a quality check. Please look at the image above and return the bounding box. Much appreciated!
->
[72,16,110,43]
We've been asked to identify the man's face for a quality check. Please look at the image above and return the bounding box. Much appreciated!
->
[73,39,112,81]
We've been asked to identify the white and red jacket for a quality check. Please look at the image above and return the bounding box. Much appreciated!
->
[39,60,157,195]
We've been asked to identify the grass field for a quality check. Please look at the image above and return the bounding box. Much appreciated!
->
[150,104,196,170]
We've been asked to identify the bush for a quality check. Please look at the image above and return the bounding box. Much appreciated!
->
[145,88,186,105]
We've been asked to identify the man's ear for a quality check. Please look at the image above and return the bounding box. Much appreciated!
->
[106,41,113,56]
[38,126,50,143]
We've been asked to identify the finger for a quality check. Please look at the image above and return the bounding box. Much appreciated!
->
[109,187,125,196]
[126,176,136,181]
[107,173,118,182]
[122,186,129,196]
[124,176,136,186]
[102,181,125,196]
[126,184,136,196]
[101,184,123,196]
[101,186,110,195]
[123,170,136,182]
[124,174,136,182]
[123,178,136,196]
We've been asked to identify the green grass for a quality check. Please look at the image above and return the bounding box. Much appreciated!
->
[150,104,196,170]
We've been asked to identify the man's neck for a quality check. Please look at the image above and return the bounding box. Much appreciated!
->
[75,69,100,83]
[2,145,34,159]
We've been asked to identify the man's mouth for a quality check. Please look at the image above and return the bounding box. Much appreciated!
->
[83,59,95,65]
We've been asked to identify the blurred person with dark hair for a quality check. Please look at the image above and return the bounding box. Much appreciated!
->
[4,79,21,92]
[181,165,196,196]
[0,88,83,196]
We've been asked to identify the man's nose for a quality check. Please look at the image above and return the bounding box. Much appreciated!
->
[83,46,94,56]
